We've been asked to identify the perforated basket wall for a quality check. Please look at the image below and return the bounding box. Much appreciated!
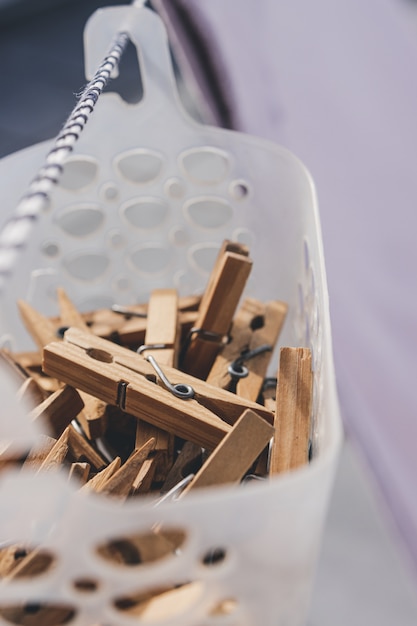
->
[0,6,342,626]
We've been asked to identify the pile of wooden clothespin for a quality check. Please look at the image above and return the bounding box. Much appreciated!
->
[0,240,314,499]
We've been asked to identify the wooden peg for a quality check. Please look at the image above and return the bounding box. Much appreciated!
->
[68,462,90,485]
[81,457,121,493]
[38,427,70,472]
[142,288,179,365]
[135,420,173,484]
[0,546,25,577]
[181,409,274,495]
[56,287,89,331]
[207,298,287,400]
[23,435,57,469]
[56,288,108,439]
[66,425,107,470]
[136,289,179,480]
[17,299,58,349]
[79,295,200,348]
[160,441,206,494]
[181,241,252,379]
[43,329,274,450]
[29,385,84,437]
[116,581,203,620]
[130,454,159,495]
[100,438,156,498]
[270,347,313,474]
[4,547,53,580]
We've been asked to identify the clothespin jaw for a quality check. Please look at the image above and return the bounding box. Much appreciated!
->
[43,327,274,450]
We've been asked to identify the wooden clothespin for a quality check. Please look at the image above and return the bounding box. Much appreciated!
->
[29,385,84,438]
[139,288,179,365]
[18,292,109,439]
[181,240,252,379]
[56,288,109,439]
[43,328,273,450]
[68,462,90,485]
[181,409,274,495]
[136,288,179,484]
[17,299,59,351]
[81,295,200,348]
[207,297,287,400]
[66,424,107,471]
[23,435,57,469]
[270,347,313,474]
[160,441,206,494]
[82,457,121,493]
[38,427,70,472]
[100,438,156,499]
[114,582,202,621]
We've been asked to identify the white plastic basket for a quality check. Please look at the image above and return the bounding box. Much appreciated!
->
[0,5,342,626]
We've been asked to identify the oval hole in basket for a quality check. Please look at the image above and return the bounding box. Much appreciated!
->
[115,150,164,184]
[63,252,109,281]
[129,245,171,275]
[180,147,230,184]
[114,581,202,622]
[56,205,104,238]
[96,528,187,567]
[188,243,220,274]
[185,197,233,229]
[121,198,168,229]
[59,156,98,190]
[0,602,76,625]
[0,544,56,580]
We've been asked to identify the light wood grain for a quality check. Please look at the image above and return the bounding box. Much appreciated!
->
[270,347,313,474]
[181,409,274,494]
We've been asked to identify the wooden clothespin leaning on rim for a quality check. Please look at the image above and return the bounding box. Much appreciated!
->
[181,240,252,379]
[270,347,313,474]
[42,327,274,451]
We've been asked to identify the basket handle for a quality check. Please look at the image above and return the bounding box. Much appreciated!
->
[84,5,183,114]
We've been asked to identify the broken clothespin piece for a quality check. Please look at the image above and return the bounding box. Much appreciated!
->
[181,240,252,379]
[270,347,313,474]
[207,297,287,400]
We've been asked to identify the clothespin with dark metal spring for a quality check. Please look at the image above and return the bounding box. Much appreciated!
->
[43,327,274,451]
[135,288,180,484]
[181,240,252,379]
[207,297,287,401]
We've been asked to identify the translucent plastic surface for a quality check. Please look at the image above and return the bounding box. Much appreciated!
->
[0,6,342,625]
